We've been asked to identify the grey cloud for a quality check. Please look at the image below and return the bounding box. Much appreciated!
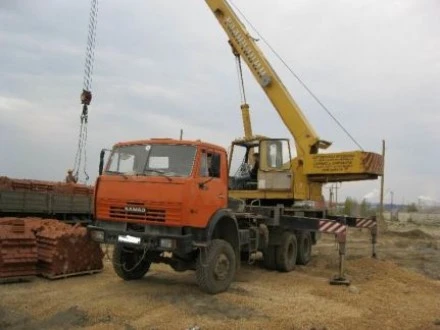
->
[0,0,438,203]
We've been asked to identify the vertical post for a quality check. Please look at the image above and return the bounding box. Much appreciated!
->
[371,224,377,258]
[329,186,334,212]
[327,186,334,212]
[379,140,386,231]
[334,183,340,213]
[180,129,183,140]
[390,191,394,212]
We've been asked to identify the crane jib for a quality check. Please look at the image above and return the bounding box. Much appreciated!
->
[220,14,272,87]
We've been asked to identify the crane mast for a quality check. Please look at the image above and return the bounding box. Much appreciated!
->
[205,0,331,158]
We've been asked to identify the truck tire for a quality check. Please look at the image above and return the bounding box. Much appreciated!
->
[276,232,297,272]
[196,239,236,294]
[112,244,151,281]
[296,232,312,265]
[263,246,277,270]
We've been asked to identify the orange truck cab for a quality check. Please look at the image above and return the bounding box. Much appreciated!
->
[89,138,244,293]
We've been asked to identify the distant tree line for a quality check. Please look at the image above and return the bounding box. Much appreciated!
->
[331,198,419,217]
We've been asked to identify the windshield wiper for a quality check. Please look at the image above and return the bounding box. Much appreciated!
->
[144,169,172,181]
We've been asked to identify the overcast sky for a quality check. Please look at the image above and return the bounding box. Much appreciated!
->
[0,0,439,205]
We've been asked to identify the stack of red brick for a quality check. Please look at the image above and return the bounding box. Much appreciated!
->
[0,176,94,195]
[0,218,38,278]
[0,218,103,280]
[27,219,103,277]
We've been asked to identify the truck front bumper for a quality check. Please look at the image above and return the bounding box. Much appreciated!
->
[88,221,194,254]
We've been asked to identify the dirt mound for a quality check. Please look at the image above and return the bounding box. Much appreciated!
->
[386,229,432,239]
[347,258,428,282]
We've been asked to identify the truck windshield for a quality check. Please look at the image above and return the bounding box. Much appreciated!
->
[105,144,196,177]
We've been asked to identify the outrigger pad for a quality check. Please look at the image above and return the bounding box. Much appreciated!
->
[329,275,351,286]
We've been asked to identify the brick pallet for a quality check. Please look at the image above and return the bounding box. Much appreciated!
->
[0,218,38,280]
[0,218,103,282]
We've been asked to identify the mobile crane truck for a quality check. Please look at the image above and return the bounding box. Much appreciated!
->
[88,0,383,294]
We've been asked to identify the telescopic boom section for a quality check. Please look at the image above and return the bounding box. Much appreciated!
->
[205,0,331,157]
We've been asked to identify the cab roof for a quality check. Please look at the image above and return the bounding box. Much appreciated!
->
[114,138,226,153]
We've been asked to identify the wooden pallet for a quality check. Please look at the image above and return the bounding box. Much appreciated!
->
[0,275,35,284]
[40,268,103,280]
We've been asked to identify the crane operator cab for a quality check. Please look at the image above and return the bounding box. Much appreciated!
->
[228,137,293,191]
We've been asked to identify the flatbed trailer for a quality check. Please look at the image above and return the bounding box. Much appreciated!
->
[0,176,93,223]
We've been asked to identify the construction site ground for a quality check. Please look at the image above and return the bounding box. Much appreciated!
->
[1,220,440,330]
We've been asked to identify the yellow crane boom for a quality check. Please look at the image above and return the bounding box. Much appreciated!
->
[205,0,383,202]
[206,0,331,158]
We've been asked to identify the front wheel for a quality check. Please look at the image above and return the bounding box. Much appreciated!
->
[112,244,151,280]
[196,239,236,294]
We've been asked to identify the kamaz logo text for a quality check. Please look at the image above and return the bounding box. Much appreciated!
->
[125,206,146,213]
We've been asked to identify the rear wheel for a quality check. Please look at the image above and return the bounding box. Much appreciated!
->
[112,244,151,280]
[196,239,236,294]
[296,232,312,265]
[276,232,297,272]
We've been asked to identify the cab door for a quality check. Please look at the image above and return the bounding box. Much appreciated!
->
[258,139,292,190]
[196,149,228,220]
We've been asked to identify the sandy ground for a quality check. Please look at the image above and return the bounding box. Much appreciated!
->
[1,220,440,330]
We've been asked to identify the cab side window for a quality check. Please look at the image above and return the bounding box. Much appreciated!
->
[199,152,209,177]
[208,152,221,178]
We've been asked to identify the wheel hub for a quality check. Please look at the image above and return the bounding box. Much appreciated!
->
[214,253,230,281]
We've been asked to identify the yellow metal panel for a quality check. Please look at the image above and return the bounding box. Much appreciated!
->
[305,151,384,175]
[229,190,293,201]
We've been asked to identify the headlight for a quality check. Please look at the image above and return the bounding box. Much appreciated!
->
[160,238,176,249]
